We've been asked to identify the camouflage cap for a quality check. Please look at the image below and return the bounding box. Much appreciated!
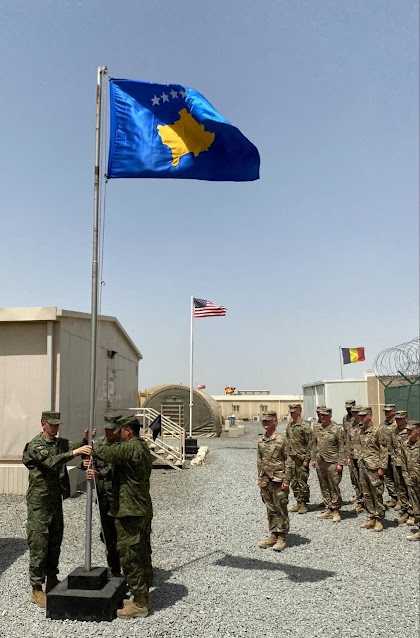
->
[261,411,277,421]
[406,420,420,430]
[316,405,327,411]
[351,405,362,413]
[319,408,332,415]
[103,411,123,429]
[345,400,356,407]
[383,404,396,411]
[395,410,408,419]
[288,403,302,411]
[113,416,141,432]
[358,406,372,416]
[41,411,62,425]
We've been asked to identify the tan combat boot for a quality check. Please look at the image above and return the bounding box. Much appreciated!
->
[360,519,376,529]
[29,585,46,607]
[406,516,415,526]
[298,503,308,514]
[394,501,402,511]
[332,511,341,523]
[272,533,286,552]
[406,530,420,541]
[288,504,300,513]
[45,575,61,593]
[373,519,383,532]
[258,535,278,548]
[317,509,332,519]
[117,594,148,618]
[355,504,365,514]
[123,592,150,609]
[397,512,409,524]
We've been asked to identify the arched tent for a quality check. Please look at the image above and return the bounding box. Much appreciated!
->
[143,384,222,436]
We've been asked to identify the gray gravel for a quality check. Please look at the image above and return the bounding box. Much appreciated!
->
[0,421,419,638]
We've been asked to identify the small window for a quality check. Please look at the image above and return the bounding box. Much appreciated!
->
[261,405,268,412]
[232,405,240,412]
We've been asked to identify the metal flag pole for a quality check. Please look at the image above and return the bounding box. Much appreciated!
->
[339,346,344,380]
[189,296,194,438]
[85,65,107,571]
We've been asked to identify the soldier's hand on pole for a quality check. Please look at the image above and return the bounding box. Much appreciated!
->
[73,445,92,457]
[84,428,97,440]
[86,468,99,481]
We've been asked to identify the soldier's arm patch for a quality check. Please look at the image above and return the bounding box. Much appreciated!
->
[35,445,49,458]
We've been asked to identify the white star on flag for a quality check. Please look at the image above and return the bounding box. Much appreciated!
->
[179,88,186,98]
[170,89,178,99]
[151,95,160,106]
[161,92,169,103]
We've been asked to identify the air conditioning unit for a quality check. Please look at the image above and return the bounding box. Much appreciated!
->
[253,416,259,422]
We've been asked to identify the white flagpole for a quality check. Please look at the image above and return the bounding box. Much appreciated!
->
[189,296,194,438]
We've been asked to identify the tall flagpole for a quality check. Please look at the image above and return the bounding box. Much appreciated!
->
[189,296,194,438]
[85,65,107,572]
[339,346,343,380]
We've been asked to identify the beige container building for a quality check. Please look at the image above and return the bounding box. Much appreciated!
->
[212,394,303,422]
[0,306,142,494]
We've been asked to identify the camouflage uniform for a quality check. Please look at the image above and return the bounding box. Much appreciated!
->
[358,413,388,520]
[347,408,363,504]
[311,415,346,511]
[285,418,312,505]
[391,414,413,516]
[342,400,355,442]
[257,430,292,535]
[92,432,153,596]
[381,410,398,503]
[22,413,85,587]
[400,422,420,528]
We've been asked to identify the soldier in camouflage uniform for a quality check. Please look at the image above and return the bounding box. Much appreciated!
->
[347,406,365,514]
[358,407,388,532]
[311,408,345,522]
[342,400,356,442]
[380,404,399,508]
[391,411,414,524]
[314,406,327,508]
[401,421,420,541]
[257,411,292,552]
[286,403,312,514]
[83,412,122,576]
[22,411,92,607]
[92,416,153,619]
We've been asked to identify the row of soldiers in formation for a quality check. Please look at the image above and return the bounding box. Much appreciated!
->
[23,411,152,619]
[257,401,420,551]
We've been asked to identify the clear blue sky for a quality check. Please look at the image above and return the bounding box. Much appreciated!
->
[1,1,418,394]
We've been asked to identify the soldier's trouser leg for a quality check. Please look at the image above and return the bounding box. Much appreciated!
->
[260,481,290,534]
[350,458,363,503]
[406,481,420,526]
[393,465,413,514]
[290,458,310,504]
[27,504,63,586]
[316,461,333,509]
[100,511,121,575]
[324,462,342,510]
[359,463,385,519]
[383,456,398,501]
[115,516,152,595]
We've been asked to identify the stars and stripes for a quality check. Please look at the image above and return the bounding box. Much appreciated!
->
[194,298,227,318]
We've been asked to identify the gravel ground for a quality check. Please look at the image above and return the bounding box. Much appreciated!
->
[0,421,419,638]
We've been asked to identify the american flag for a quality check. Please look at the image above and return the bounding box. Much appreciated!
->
[194,298,227,318]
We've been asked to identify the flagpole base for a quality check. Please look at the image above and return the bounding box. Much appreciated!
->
[185,437,199,456]
[46,566,126,622]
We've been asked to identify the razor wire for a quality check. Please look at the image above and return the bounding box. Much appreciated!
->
[372,337,420,382]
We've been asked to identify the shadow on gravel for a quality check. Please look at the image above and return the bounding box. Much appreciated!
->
[287,533,311,547]
[150,567,188,613]
[383,518,399,529]
[340,510,358,520]
[0,538,28,576]
[214,554,335,583]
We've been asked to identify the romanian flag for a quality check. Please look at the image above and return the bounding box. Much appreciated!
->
[341,347,365,364]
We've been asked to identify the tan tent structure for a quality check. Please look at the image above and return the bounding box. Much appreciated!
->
[143,384,222,437]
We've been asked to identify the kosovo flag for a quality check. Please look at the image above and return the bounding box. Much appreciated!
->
[149,414,162,441]
[107,79,260,182]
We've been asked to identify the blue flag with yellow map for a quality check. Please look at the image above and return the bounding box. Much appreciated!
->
[107,79,260,181]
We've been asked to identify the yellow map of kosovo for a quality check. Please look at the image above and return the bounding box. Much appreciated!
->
[157,108,215,166]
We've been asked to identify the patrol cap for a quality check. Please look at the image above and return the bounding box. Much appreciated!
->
[406,420,420,431]
[103,411,123,429]
[345,400,356,407]
[114,416,141,432]
[288,403,302,411]
[383,404,396,411]
[395,411,408,419]
[358,406,372,416]
[319,408,332,416]
[316,405,327,411]
[41,411,62,425]
[351,405,362,413]
[262,411,277,421]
